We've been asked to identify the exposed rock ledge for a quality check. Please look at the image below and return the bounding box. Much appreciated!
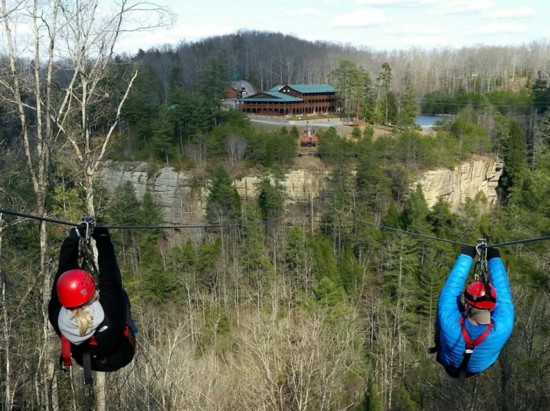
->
[413,155,502,211]
[99,156,502,225]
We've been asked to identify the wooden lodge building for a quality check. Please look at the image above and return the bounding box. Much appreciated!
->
[236,84,338,117]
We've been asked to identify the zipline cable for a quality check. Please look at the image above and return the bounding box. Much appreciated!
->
[0,207,281,231]
[0,208,78,227]
[351,217,472,247]
[327,204,550,248]
[359,218,549,248]
[488,236,550,248]
[102,223,234,230]
[327,203,473,246]
[1,206,549,248]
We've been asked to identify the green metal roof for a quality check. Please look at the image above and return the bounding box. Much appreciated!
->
[238,91,303,103]
[269,84,336,93]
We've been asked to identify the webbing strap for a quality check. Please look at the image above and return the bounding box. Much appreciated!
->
[82,349,93,385]
[458,317,494,380]
[60,335,72,366]
[61,334,93,384]
[460,317,494,348]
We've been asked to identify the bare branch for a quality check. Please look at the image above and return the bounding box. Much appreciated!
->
[92,68,138,172]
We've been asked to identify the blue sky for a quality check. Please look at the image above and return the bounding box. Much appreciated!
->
[117,0,550,54]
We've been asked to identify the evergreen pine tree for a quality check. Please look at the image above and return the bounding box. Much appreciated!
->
[240,204,275,300]
[499,120,529,204]
[284,226,313,291]
[338,245,364,295]
[151,105,175,162]
[397,86,419,130]
[205,165,241,224]
[400,184,430,232]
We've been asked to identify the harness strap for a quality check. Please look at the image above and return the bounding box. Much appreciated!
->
[60,334,94,384]
[458,317,494,380]
[60,335,72,366]
[82,349,93,385]
[89,335,98,346]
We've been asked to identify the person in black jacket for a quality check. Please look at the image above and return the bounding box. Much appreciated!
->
[48,226,135,372]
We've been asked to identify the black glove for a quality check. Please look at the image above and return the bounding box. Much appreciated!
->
[92,226,110,240]
[460,245,476,258]
[487,247,500,260]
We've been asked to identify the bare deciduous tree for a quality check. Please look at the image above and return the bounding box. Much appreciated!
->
[185,133,207,165]
[0,0,173,408]
[225,133,247,167]
[0,214,12,411]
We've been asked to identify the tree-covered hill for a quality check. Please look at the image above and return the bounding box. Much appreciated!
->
[134,30,550,101]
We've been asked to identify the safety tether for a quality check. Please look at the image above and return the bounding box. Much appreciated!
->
[77,216,98,388]
[78,216,99,279]
[473,238,489,283]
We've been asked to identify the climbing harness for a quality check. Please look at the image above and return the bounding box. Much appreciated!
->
[458,317,494,380]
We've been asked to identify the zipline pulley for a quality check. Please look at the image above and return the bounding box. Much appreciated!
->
[78,216,98,278]
[474,238,489,282]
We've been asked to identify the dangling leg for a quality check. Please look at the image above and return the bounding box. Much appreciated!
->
[122,289,138,333]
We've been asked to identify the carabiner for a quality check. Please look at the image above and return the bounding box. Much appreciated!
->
[80,216,96,243]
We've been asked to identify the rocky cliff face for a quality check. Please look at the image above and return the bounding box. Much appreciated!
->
[99,156,502,225]
[99,162,207,225]
[412,156,502,210]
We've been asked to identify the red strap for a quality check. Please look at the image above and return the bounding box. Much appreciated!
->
[61,334,97,365]
[459,317,494,350]
[60,335,72,366]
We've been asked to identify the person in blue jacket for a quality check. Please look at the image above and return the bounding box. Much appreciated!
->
[435,245,514,379]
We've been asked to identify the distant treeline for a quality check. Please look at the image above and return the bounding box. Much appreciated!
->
[132,30,550,99]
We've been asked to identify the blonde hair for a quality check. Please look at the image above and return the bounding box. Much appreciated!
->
[71,290,100,336]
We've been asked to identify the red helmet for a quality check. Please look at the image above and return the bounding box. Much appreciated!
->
[56,269,96,308]
[464,281,497,310]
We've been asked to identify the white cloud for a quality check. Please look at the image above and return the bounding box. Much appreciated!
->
[486,7,534,19]
[354,0,428,6]
[112,0,550,53]
[431,0,497,14]
[330,8,388,28]
[116,23,238,52]
[285,8,320,16]
[355,0,406,5]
